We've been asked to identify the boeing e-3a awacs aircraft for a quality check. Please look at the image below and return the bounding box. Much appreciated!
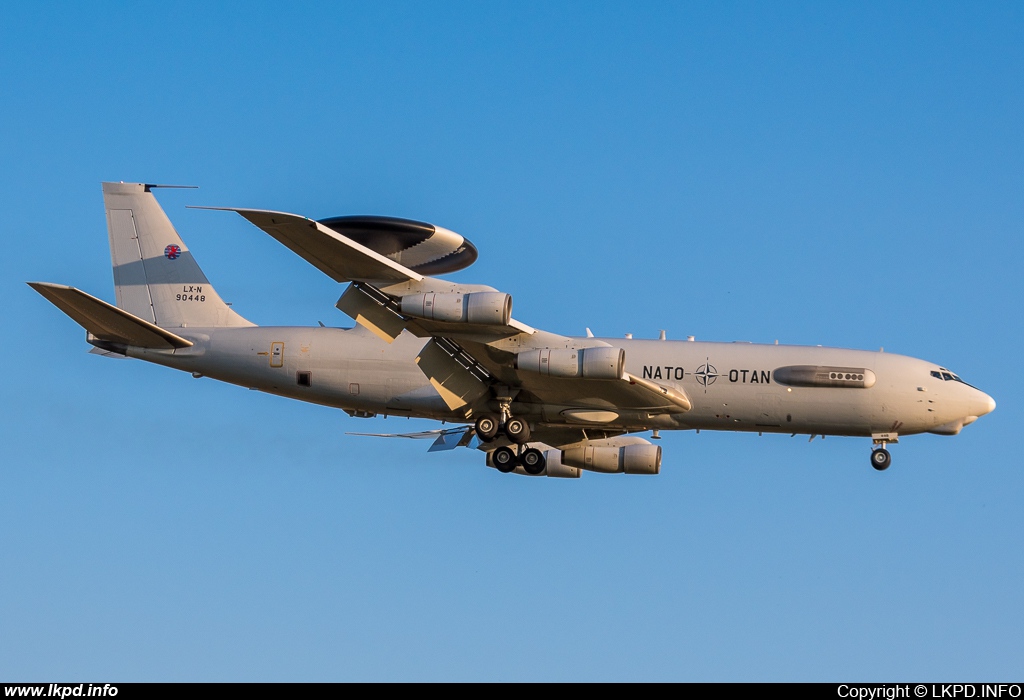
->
[30,182,995,477]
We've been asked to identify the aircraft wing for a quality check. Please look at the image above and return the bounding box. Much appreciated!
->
[334,281,534,347]
[452,338,691,414]
[194,205,687,417]
[524,371,690,413]
[197,206,532,340]
[193,207,423,283]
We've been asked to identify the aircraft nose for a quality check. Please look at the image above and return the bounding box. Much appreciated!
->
[980,392,996,416]
[969,389,996,418]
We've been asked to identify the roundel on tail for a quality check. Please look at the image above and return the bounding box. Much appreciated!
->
[317,215,478,276]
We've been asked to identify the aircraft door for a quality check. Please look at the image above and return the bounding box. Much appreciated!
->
[270,342,284,368]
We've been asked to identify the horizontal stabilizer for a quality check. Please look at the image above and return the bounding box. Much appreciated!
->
[346,426,477,451]
[428,428,477,451]
[28,282,193,350]
[192,207,423,284]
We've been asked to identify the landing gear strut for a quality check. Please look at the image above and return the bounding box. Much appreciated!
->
[483,391,535,472]
[475,395,531,445]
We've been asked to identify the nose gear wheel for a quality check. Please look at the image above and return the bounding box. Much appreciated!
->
[871,448,891,471]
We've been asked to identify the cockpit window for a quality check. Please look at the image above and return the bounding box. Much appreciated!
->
[930,369,977,388]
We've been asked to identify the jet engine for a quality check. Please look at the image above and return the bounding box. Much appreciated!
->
[561,443,661,474]
[401,292,511,325]
[538,450,582,478]
[514,347,625,380]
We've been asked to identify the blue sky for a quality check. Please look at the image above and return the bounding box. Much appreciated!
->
[1,2,1022,681]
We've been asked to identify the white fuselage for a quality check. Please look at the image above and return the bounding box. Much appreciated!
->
[129,325,995,440]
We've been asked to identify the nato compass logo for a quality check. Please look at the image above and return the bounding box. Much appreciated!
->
[695,360,719,391]
[164,244,181,260]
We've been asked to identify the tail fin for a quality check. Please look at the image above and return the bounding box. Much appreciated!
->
[102,182,253,329]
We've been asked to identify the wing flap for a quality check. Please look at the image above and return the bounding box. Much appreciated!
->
[335,283,407,343]
[414,338,491,411]
[29,282,193,349]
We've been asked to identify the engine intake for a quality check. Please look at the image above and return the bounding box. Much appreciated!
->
[515,347,625,380]
[561,444,661,474]
[401,292,511,325]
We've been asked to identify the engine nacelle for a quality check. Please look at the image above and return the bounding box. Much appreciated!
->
[514,347,625,380]
[400,292,511,325]
[540,449,582,478]
[561,443,661,474]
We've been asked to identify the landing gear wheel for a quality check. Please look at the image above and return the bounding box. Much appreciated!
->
[493,446,519,473]
[521,448,546,475]
[474,414,500,442]
[504,417,531,444]
[871,448,892,471]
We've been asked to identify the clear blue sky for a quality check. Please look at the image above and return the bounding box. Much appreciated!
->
[1,1,1021,681]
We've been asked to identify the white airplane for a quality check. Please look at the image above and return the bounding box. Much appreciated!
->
[30,182,995,477]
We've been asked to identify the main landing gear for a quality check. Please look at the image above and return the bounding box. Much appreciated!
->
[492,446,518,473]
[478,396,543,475]
[492,445,546,475]
[474,414,500,442]
[474,410,532,445]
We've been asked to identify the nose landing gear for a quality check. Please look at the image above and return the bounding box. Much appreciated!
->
[870,433,898,471]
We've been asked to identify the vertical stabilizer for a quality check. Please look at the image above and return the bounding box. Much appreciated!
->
[102,182,253,329]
